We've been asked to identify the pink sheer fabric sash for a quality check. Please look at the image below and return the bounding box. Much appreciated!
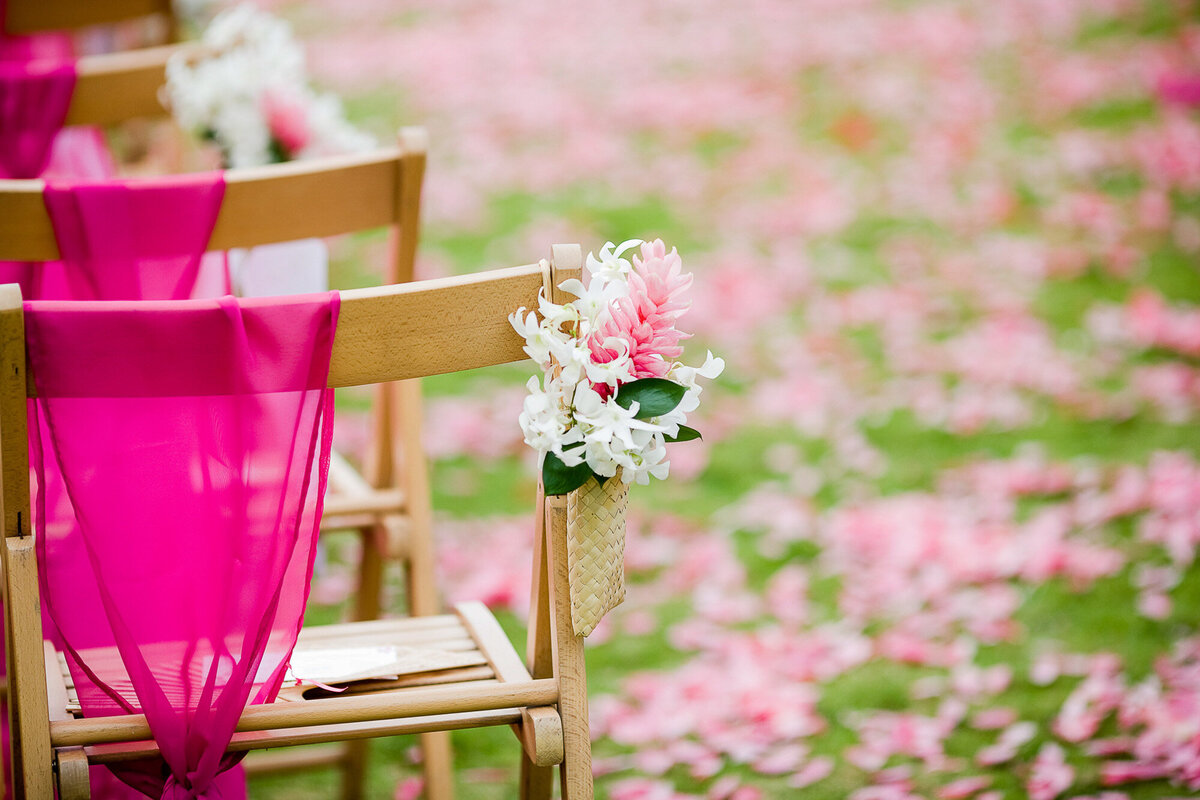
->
[0,58,76,178]
[40,173,228,300]
[27,293,340,798]
[0,36,116,181]
[15,171,237,799]
[0,173,227,302]
[0,0,111,184]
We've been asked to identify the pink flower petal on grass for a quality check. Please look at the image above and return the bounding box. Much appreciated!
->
[393,778,423,800]
[1027,743,1074,800]
[788,756,835,789]
[971,708,1018,730]
[938,776,992,799]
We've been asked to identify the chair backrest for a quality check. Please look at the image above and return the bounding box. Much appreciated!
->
[1,0,174,35]
[65,43,190,126]
[0,246,583,797]
[0,135,427,283]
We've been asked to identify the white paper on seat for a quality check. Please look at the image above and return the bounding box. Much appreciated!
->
[285,645,486,686]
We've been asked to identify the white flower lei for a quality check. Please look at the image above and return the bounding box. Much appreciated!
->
[163,4,375,168]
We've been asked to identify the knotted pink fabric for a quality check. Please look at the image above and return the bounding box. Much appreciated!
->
[27,293,339,798]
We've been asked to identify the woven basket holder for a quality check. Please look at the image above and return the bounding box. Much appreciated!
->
[566,472,629,637]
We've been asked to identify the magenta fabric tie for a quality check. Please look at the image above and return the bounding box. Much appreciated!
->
[0,58,76,178]
[27,293,340,798]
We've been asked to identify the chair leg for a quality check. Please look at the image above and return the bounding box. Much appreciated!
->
[556,633,594,800]
[338,740,369,800]
[418,730,454,800]
[520,757,554,800]
[544,495,594,800]
[352,524,385,622]
[522,491,557,800]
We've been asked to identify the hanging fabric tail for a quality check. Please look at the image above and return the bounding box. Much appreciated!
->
[42,173,227,301]
[27,293,339,798]
[0,59,75,178]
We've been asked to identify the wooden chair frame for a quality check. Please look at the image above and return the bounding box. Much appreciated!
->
[0,246,593,799]
[0,135,452,797]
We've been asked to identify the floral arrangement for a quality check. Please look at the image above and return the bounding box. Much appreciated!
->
[510,239,724,495]
[163,5,375,168]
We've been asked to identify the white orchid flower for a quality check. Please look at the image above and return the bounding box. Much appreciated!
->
[671,350,725,388]
[509,309,562,368]
[631,433,671,484]
[574,386,667,455]
[558,275,624,334]
[536,290,579,331]
[585,239,641,286]
[518,377,570,460]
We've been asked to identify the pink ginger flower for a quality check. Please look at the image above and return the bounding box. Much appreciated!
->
[630,240,694,321]
[589,240,693,382]
[262,89,312,157]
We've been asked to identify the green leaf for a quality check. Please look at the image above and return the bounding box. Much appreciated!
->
[614,378,687,419]
[542,451,595,496]
[664,425,702,443]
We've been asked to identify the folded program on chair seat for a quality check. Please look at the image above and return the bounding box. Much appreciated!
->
[27,293,339,798]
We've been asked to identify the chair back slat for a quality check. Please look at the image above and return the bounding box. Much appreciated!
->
[212,150,402,250]
[16,255,580,398]
[17,249,584,395]
[0,148,406,261]
[330,263,553,387]
[66,45,190,126]
[2,0,172,34]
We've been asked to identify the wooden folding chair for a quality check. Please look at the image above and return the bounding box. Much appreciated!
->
[0,247,594,800]
[0,138,456,798]
[1,0,176,40]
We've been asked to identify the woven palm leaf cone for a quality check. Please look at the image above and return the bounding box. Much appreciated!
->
[566,470,629,637]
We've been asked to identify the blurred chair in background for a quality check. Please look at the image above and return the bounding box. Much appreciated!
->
[0,134,451,798]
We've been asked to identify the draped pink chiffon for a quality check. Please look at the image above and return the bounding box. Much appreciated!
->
[8,172,246,798]
[0,58,76,178]
[40,174,228,300]
[26,293,339,798]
